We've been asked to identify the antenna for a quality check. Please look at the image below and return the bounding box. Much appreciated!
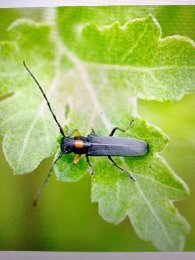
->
[33,152,63,206]
[33,166,53,207]
[23,61,65,137]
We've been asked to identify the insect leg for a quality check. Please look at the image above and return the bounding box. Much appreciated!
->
[86,155,94,176]
[109,118,134,136]
[73,154,81,165]
[108,156,135,181]
[68,129,82,138]
[90,128,96,135]
[109,127,125,136]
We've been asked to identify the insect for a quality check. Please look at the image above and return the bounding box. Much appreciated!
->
[23,61,148,205]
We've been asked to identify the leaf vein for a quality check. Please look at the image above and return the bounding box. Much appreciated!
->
[120,23,148,63]
[135,181,173,245]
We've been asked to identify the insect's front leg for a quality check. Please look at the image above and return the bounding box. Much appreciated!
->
[68,129,82,138]
[109,118,134,136]
[73,154,81,165]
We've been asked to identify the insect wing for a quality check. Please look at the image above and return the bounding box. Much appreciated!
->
[87,134,148,156]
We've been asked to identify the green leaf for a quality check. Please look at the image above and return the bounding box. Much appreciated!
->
[0,19,61,174]
[54,153,88,182]
[58,14,195,101]
[91,117,189,251]
[57,6,158,48]
[0,19,55,96]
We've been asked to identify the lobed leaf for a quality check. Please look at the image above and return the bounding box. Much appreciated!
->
[58,13,195,101]
[0,19,59,174]
[91,117,189,251]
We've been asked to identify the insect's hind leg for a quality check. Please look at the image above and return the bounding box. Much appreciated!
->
[109,127,125,136]
[108,156,135,181]
[109,118,134,136]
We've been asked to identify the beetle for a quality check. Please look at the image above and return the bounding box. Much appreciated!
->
[23,61,148,205]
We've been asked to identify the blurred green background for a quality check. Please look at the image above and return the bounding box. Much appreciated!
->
[0,6,195,251]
